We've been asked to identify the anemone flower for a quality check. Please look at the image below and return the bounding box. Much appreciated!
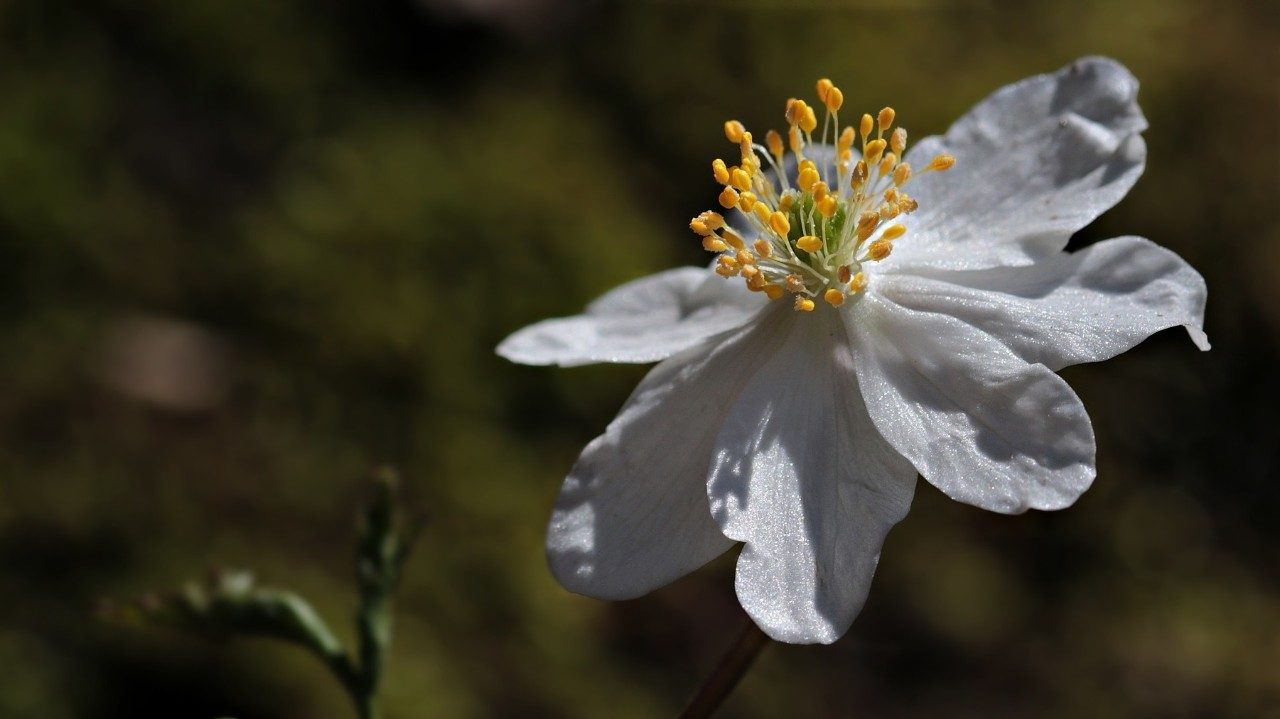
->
[498,57,1209,644]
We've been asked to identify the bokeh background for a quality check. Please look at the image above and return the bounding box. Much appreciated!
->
[2,0,1278,717]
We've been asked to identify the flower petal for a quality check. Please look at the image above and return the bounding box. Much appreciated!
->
[847,294,1096,514]
[879,236,1210,370]
[707,307,916,644]
[891,57,1148,271]
[497,266,764,367]
[547,313,784,599]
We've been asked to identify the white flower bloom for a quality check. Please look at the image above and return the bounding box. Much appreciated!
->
[498,57,1209,644]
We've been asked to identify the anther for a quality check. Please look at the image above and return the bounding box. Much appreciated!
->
[838,126,856,152]
[753,239,773,258]
[794,296,816,312]
[731,168,752,192]
[850,271,868,293]
[737,191,757,212]
[785,99,805,126]
[719,186,740,209]
[797,166,820,192]
[890,127,907,155]
[867,239,893,260]
[816,78,833,102]
[852,160,868,187]
[881,224,907,240]
[724,120,745,144]
[838,265,852,283]
[817,196,838,219]
[796,235,823,253]
[753,203,772,224]
[763,284,785,300]
[739,132,754,161]
[736,249,756,265]
[877,107,895,134]
[927,154,956,172]
[823,288,846,307]
[865,139,887,166]
[800,105,818,133]
[690,218,712,236]
[702,236,728,252]
[785,274,806,293]
[769,211,791,237]
[722,229,746,250]
[713,158,730,185]
[878,152,896,177]
[893,162,912,186]
[825,86,844,113]
[859,113,874,141]
[766,129,784,159]
[789,126,803,153]
[778,193,796,212]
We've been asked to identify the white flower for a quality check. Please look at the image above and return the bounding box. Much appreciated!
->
[497,57,1209,644]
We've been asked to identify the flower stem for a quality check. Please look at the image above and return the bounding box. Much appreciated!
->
[678,612,771,719]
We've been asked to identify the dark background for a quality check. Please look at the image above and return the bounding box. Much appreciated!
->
[1,0,1277,717]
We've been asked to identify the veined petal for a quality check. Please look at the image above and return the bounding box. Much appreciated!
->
[497,266,764,367]
[879,236,1210,370]
[547,311,787,599]
[890,57,1147,271]
[847,294,1096,514]
[708,307,916,644]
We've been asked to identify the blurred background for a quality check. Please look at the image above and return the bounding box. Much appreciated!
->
[1,0,1278,717]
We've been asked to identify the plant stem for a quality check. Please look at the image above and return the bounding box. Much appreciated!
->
[678,612,771,719]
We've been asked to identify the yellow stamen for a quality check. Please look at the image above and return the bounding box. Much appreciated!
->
[753,202,771,224]
[730,167,752,192]
[823,288,846,307]
[800,105,818,133]
[890,127,907,155]
[859,113,874,142]
[850,271,868,293]
[815,78,833,102]
[736,249,755,265]
[788,126,803,153]
[737,191,757,212]
[785,274,806,293]
[763,284,785,300]
[865,139,887,166]
[867,239,893,260]
[881,224,907,240]
[794,296,816,312]
[712,158,730,185]
[766,129,784,159]
[724,120,745,144]
[817,196,837,219]
[722,229,746,250]
[719,186,740,209]
[703,236,728,252]
[769,211,791,237]
[893,162,912,186]
[927,154,957,172]
[753,239,773,258]
[690,218,711,236]
[824,86,844,113]
[877,107,895,134]
[797,166,820,192]
[838,265,852,283]
[796,235,823,253]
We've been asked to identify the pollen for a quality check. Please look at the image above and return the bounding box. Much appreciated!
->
[693,75,953,313]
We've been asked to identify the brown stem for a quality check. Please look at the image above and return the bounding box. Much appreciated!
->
[678,612,771,719]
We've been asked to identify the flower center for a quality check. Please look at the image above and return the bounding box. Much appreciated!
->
[689,78,955,312]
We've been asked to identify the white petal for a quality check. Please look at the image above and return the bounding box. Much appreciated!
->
[707,307,916,644]
[879,236,1210,370]
[547,313,782,599]
[497,266,764,367]
[890,57,1148,271]
[847,294,1096,514]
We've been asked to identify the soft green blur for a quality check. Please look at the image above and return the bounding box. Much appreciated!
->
[1,1,1277,717]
